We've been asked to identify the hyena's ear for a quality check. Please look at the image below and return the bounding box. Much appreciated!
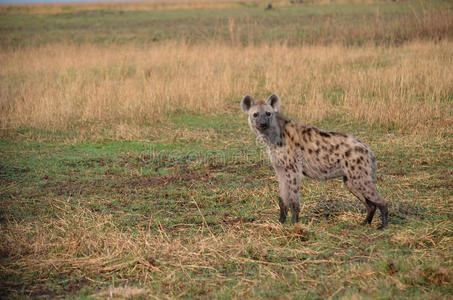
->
[241,94,255,114]
[266,94,281,112]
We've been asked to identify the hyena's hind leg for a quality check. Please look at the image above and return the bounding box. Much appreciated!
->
[367,189,388,229]
[343,176,376,225]
[344,177,388,229]
[364,203,377,225]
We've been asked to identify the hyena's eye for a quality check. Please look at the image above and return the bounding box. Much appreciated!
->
[253,112,258,118]
[266,111,271,116]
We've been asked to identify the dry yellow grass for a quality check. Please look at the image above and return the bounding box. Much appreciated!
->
[2,194,451,298]
[0,199,319,296]
[1,41,452,136]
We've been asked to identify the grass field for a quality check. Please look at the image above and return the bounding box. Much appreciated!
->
[1,0,453,299]
[1,0,453,48]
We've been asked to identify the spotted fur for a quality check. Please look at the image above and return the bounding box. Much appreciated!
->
[241,94,389,229]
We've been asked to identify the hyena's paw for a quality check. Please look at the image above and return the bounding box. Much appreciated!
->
[279,213,287,224]
[279,207,288,223]
[377,225,386,230]
[377,205,389,230]
[377,215,389,230]
[361,219,372,226]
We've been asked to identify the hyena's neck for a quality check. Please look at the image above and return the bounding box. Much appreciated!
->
[255,113,291,147]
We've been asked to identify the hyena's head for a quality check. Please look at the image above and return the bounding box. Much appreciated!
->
[241,94,281,134]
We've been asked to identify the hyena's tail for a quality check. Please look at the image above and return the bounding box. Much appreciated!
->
[370,151,377,184]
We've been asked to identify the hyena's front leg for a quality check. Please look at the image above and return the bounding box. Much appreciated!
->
[276,167,290,223]
[276,167,300,224]
[289,187,300,224]
[288,173,301,224]
[278,195,289,223]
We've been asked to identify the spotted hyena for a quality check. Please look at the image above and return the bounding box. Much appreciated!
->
[241,94,389,229]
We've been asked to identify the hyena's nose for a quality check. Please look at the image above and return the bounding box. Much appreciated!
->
[258,122,268,129]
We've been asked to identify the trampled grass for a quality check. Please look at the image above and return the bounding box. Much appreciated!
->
[1,0,453,299]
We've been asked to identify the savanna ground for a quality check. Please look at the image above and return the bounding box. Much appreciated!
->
[1,0,453,298]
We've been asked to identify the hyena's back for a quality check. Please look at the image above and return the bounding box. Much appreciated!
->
[281,120,376,183]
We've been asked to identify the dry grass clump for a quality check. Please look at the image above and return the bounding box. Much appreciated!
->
[1,41,452,136]
[391,221,453,250]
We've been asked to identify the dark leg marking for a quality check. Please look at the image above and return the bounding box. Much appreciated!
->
[377,203,389,230]
[362,198,377,225]
[290,201,300,224]
[278,196,288,224]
